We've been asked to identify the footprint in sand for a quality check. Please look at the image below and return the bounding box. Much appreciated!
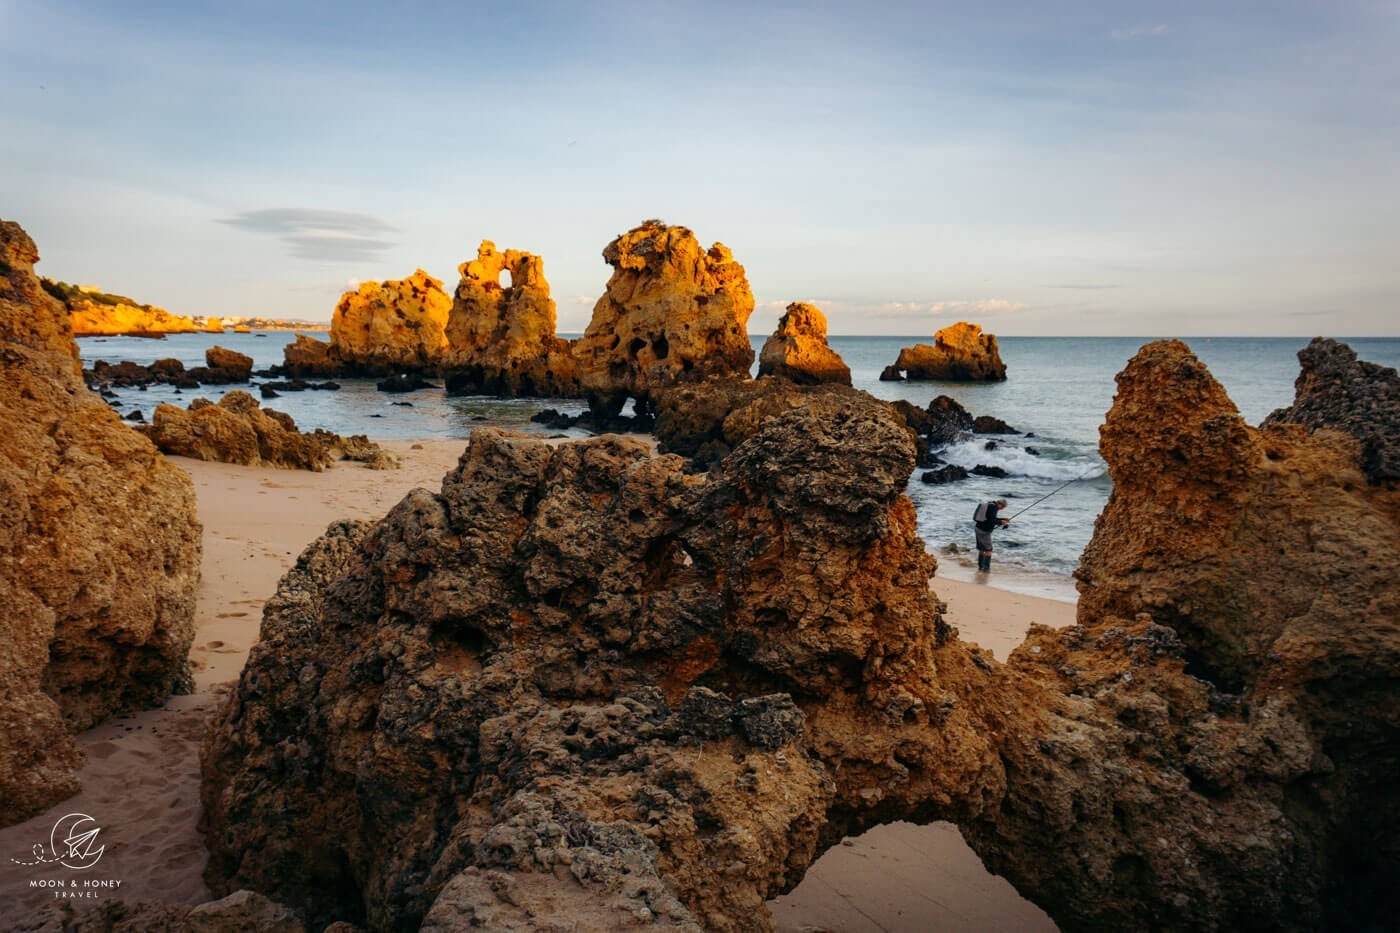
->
[215,611,249,618]
[86,741,119,760]
[205,640,225,649]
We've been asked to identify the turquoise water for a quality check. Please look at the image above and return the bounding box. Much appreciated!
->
[81,333,1400,600]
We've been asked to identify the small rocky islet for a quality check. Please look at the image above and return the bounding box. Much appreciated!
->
[2,215,1399,931]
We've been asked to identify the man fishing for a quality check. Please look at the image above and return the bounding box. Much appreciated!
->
[973,498,1010,573]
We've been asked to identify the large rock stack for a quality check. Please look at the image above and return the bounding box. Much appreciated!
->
[966,340,1400,929]
[881,321,1007,381]
[756,302,850,385]
[441,241,581,397]
[325,270,453,375]
[572,221,756,415]
[0,220,201,825]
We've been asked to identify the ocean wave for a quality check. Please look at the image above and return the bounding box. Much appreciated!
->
[935,440,1106,481]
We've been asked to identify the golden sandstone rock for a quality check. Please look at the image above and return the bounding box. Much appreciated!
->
[572,221,756,415]
[884,320,1007,381]
[1,220,201,825]
[144,391,397,471]
[757,302,851,385]
[57,286,202,337]
[328,270,452,374]
[441,241,581,397]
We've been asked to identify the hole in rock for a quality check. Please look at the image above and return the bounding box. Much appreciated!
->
[498,268,512,288]
[653,334,670,359]
[628,337,647,360]
[766,822,1056,931]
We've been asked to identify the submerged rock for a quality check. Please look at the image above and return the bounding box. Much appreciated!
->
[888,322,1007,381]
[1,220,201,825]
[921,464,968,484]
[1264,337,1399,483]
[376,372,438,393]
[756,302,851,385]
[572,221,755,416]
[442,241,581,397]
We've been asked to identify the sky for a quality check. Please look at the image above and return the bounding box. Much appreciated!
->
[1,0,1397,336]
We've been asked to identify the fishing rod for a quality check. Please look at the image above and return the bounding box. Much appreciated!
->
[1005,470,1096,521]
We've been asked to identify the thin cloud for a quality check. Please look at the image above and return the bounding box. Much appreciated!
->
[1047,283,1121,290]
[872,299,1027,317]
[220,208,397,262]
[1111,23,1171,40]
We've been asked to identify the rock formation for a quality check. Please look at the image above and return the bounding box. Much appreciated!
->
[144,391,399,471]
[571,221,755,415]
[441,241,581,397]
[197,345,254,383]
[41,279,202,337]
[200,336,1399,930]
[326,270,452,374]
[882,321,1007,381]
[756,303,850,385]
[280,333,341,377]
[652,377,919,467]
[963,339,1400,929]
[1,220,201,825]
[1264,337,1399,483]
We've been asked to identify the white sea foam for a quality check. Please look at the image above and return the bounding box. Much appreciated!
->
[936,439,1106,482]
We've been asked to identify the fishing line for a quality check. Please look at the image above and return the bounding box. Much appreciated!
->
[1005,469,1097,521]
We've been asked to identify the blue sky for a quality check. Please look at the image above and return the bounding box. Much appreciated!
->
[2,0,1396,335]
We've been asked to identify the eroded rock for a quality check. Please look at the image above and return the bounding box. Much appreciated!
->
[888,322,1007,381]
[327,270,452,374]
[756,303,850,385]
[144,391,397,471]
[1264,337,1399,483]
[572,221,755,415]
[442,241,581,397]
[1,220,200,825]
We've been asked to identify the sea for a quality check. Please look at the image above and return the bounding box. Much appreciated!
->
[80,333,1400,602]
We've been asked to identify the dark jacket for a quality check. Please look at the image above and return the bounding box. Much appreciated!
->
[974,501,1002,532]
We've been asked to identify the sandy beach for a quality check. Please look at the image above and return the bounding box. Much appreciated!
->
[0,439,1072,927]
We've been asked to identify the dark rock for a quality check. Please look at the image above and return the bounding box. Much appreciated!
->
[972,415,1017,434]
[879,364,904,381]
[984,440,999,450]
[971,464,1009,478]
[392,401,413,407]
[1263,337,1399,482]
[124,409,145,423]
[259,386,280,399]
[376,372,438,393]
[1026,447,1041,456]
[921,465,969,484]
[732,695,806,749]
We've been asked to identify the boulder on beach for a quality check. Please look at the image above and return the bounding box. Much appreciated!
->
[887,322,1007,381]
[143,390,398,471]
[326,270,452,374]
[441,241,581,397]
[756,302,851,385]
[571,220,756,416]
[1,220,201,825]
